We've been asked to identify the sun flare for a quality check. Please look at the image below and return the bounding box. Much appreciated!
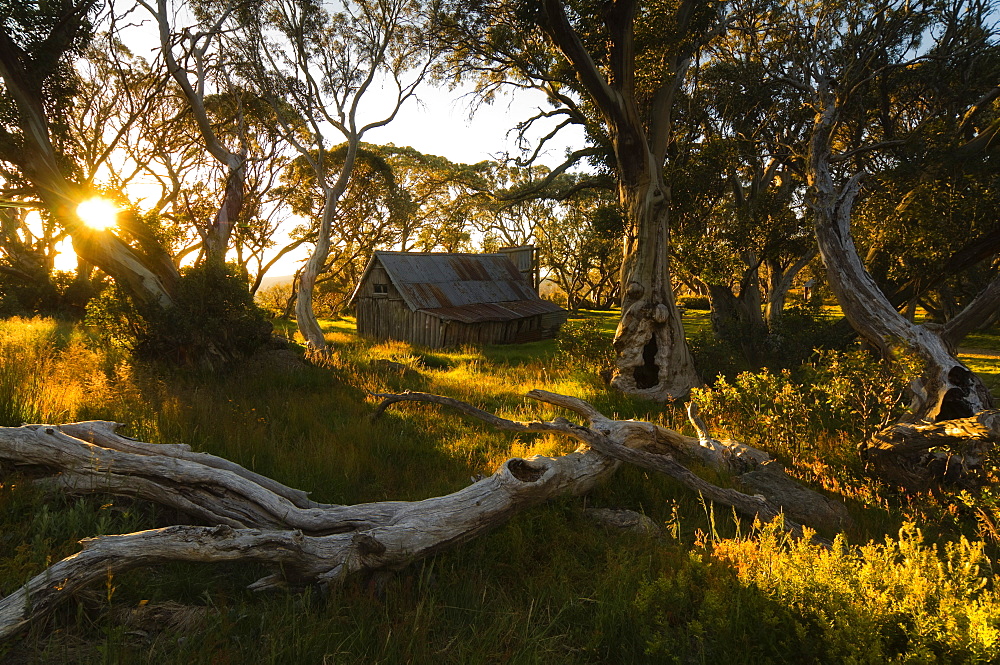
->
[76,198,119,230]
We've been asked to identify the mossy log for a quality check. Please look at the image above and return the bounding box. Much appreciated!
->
[0,389,844,642]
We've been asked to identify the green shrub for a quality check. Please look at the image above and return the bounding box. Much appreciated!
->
[690,348,919,459]
[86,263,272,365]
[555,318,614,369]
[688,329,751,381]
[677,294,710,310]
[638,522,1000,664]
[765,304,845,368]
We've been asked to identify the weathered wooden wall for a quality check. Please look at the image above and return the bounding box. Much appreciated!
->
[354,256,566,349]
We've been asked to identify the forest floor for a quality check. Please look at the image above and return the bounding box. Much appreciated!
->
[1,312,1000,663]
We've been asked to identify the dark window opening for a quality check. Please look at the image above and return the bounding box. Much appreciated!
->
[633,335,660,389]
[374,283,388,295]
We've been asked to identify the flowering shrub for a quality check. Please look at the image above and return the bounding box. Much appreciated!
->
[637,522,1000,664]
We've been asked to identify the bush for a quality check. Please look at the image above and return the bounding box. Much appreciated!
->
[688,329,752,381]
[690,347,919,459]
[556,318,614,370]
[86,263,272,366]
[637,522,1000,664]
[677,294,710,310]
[255,281,293,318]
[764,304,845,368]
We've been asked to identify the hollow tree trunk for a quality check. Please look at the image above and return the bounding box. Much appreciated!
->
[535,0,701,401]
[611,152,700,400]
[806,90,994,422]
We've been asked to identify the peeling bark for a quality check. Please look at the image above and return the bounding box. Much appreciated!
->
[0,389,845,642]
[537,0,702,401]
[609,162,700,400]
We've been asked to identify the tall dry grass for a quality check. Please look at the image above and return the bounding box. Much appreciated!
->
[1,314,1000,663]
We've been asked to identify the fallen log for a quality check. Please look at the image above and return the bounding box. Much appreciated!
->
[0,389,846,642]
[862,410,1000,491]
[373,390,848,533]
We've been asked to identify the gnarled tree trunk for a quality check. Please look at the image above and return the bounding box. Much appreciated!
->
[806,88,994,423]
[613,166,700,399]
[536,0,702,401]
[863,410,1000,491]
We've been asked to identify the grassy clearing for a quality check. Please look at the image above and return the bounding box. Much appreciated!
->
[959,328,1000,398]
[1,313,1000,663]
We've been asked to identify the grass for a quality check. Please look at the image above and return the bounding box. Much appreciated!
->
[1,312,1000,663]
[959,328,1000,398]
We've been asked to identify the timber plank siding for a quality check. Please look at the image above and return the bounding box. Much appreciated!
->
[349,250,567,349]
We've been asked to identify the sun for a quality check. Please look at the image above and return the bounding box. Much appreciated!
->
[76,197,120,230]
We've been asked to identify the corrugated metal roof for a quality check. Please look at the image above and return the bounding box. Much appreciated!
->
[369,251,544,311]
[422,299,565,323]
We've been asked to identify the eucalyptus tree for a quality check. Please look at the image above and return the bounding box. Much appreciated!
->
[0,204,66,313]
[535,189,623,311]
[443,0,731,399]
[136,0,258,268]
[373,144,485,252]
[278,144,409,314]
[238,0,440,350]
[473,163,560,251]
[687,41,817,339]
[735,0,1000,420]
[0,0,179,309]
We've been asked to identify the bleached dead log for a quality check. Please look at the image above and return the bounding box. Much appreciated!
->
[0,424,398,534]
[684,403,851,529]
[864,410,1000,490]
[0,389,845,642]
[57,421,322,509]
[373,390,846,534]
[0,432,619,641]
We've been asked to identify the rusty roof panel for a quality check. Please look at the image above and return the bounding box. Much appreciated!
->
[497,299,566,317]
[422,299,565,323]
[372,251,558,312]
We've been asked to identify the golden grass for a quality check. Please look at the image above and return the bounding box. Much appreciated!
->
[2,315,1000,663]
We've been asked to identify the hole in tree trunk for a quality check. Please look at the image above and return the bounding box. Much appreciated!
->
[938,366,975,421]
[507,458,544,482]
[633,335,660,389]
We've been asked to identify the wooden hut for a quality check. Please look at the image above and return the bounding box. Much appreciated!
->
[349,249,567,348]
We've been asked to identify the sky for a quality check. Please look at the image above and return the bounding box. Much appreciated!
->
[52,79,586,275]
[46,4,591,275]
[365,83,584,168]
